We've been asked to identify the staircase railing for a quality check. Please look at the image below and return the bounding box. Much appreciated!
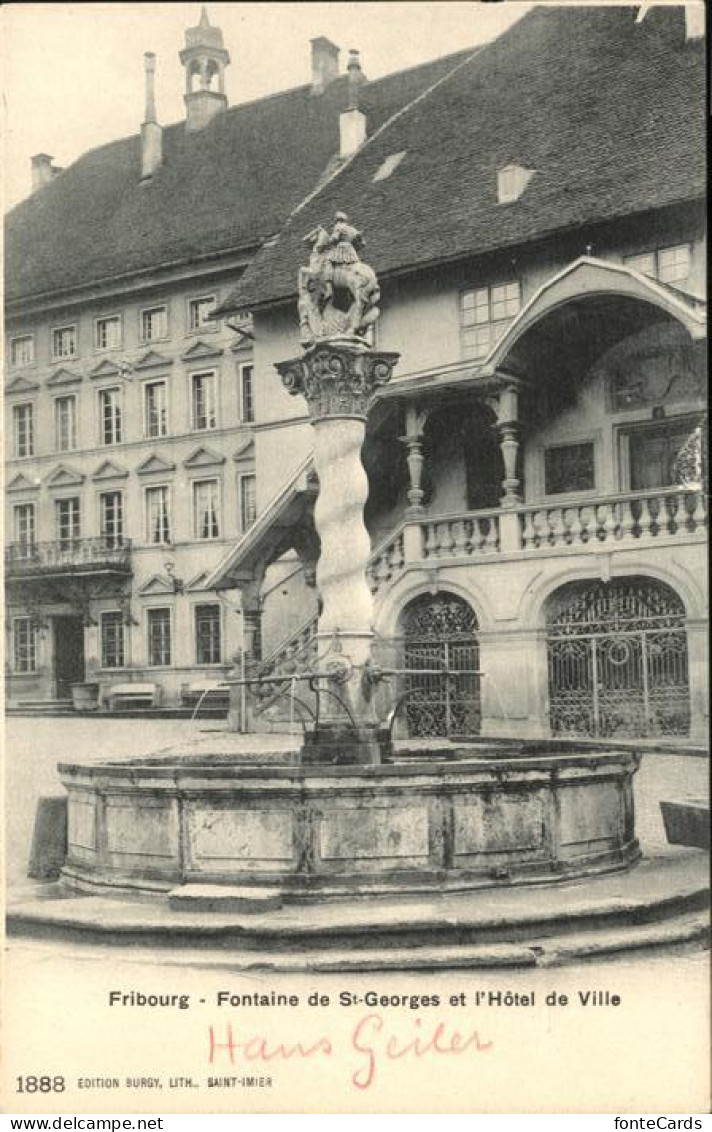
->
[253,523,411,713]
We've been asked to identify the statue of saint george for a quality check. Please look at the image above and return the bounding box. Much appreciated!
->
[297,212,380,347]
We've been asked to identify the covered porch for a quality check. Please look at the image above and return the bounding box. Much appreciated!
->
[207,257,707,741]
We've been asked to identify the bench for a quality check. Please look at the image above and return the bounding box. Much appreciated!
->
[180,680,229,710]
[106,682,162,711]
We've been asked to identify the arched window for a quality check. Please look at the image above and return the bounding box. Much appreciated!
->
[546,576,689,737]
[205,61,219,91]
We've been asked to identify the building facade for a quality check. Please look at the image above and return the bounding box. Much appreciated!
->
[207,4,708,742]
[5,274,255,705]
[4,9,462,708]
[5,6,707,741]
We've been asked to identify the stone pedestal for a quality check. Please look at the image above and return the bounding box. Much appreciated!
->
[301,722,389,765]
[28,795,68,879]
[660,799,710,849]
[277,339,399,762]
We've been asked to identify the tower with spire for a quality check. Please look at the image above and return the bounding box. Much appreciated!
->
[180,7,230,131]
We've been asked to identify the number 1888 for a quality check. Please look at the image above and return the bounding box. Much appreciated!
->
[16,1076,66,1093]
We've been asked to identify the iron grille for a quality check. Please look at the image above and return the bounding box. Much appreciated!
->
[547,578,690,738]
[401,592,481,738]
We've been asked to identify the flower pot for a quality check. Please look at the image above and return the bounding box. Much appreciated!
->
[70,682,100,712]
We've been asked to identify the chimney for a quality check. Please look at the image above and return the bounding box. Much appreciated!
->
[30,153,60,193]
[141,52,163,180]
[636,3,702,43]
[311,36,340,94]
[685,3,704,39]
[339,50,366,156]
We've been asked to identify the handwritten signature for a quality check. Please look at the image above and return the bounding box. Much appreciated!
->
[209,1014,493,1090]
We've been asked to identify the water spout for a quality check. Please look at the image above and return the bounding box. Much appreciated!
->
[190,683,228,724]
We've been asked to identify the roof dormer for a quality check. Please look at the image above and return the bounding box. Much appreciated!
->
[497,163,535,204]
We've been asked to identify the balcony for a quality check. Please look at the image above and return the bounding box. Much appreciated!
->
[367,486,707,594]
[5,538,133,580]
[518,487,707,551]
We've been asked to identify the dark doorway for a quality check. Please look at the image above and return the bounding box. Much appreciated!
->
[53,617,85,698]
[460,406,503,510]
[629,418,701,490]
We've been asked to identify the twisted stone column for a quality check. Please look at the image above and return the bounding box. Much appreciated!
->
[312,415,372,644]
[277,339,399,761]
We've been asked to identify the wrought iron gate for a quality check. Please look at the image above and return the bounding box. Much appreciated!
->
[401,592,481,738]
[547,578,690,738]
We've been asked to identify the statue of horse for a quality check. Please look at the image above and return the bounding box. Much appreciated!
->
[298,225,380,346]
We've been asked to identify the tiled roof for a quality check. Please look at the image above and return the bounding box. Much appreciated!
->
[221,5,705,314]
[5,48,473,305]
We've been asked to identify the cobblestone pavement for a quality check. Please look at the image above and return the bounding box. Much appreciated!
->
[4,716,709,886]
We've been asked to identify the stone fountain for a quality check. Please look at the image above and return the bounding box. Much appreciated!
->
[56,213,641,907]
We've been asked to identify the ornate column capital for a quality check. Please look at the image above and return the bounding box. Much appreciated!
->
[276,342,400,423]
[492,381,520,427]
[404,402,430,437]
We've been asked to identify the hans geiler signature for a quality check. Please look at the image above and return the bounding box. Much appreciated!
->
[208,1014,494,1090]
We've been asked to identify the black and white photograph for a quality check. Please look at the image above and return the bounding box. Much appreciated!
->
[2,1,709,1116]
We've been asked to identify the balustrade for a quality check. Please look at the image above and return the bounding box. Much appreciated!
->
[367,530,406,595]
[520,488,706,550]
[259,617,317,678]
[5,537,132,577]
[420,512,500,559]
[251,488,705,682]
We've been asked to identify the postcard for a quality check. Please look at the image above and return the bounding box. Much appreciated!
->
[2,0,709,1115]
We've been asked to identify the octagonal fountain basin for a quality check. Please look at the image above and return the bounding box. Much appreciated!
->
[58,739,641,903]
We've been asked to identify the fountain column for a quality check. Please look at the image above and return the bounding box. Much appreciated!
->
[276,339,399,762]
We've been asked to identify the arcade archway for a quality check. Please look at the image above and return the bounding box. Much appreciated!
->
[399,591,481,738]
[546,576,690,738]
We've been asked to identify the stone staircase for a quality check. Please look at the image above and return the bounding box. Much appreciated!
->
[7,851,709,968]
[6,699,74,717]
[250,616,318,730]
[251,525,410,730]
